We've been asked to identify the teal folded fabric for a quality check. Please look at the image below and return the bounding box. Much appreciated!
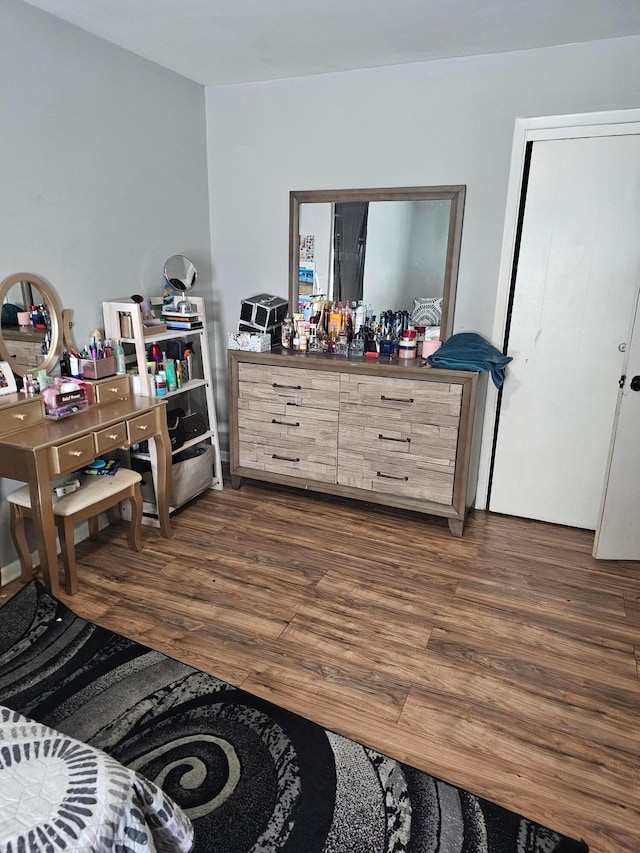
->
[426,332,512,388]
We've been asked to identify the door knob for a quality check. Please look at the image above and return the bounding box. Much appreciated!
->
[630,376,640,391]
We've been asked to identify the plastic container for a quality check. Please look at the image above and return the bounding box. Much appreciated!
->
[398,330,417,359]
[421,339,442,359]
[155,371,167,396]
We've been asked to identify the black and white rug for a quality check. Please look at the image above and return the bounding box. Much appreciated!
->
[0,582,587,852]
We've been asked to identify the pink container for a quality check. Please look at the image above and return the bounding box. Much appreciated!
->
[421,339,442,359]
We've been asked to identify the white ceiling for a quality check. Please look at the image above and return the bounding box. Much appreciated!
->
[23,0,640,86]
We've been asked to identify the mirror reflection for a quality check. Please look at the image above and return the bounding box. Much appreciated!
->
[290,186,465,342]
[299,199,451,308]
[0,273,63,376]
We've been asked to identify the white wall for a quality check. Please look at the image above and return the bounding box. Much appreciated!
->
[206,35,640,460]
[0,0,211,571]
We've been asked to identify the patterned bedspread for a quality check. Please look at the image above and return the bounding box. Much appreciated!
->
[0,705,194,852]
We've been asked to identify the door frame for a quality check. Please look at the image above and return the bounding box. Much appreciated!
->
[475,108,640,510]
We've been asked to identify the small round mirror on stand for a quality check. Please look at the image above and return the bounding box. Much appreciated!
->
[163,255,197,314]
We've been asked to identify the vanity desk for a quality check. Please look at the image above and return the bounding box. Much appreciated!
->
[228,349,486,536]
[0,388,172,597]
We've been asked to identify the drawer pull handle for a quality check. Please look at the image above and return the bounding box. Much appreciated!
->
[378,434,411,444]
[273,383,302,390]
[71,450,84,457]
[271,419,300,427]
[108,387,120,393]
[108,434,120,440]
[380,395,414,404]
[136,424,150,432]
[286,402,301,407]
[377,471,409,481]
[272,453,300,462]
[15,413,26,421]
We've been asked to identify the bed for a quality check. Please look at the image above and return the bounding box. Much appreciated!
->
[0,704,194,852]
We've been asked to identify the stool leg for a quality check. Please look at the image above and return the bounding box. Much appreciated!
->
[10,504,34,583]
[128,484,143,552]
[57,517,79,595]
[88,516,100,540]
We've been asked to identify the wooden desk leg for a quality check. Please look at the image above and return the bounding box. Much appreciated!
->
[28,451,61,597]
[149,419,173,539]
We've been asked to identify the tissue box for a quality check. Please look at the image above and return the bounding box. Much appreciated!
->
[81,356,115,379]
[239,294,288,331]
[228,332,272,352]
[237,321,282,346]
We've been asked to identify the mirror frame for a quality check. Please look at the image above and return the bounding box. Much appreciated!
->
[289,185,465,341]
[0,272,63,377]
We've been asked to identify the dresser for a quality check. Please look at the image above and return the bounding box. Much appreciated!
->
[0,381,172,596]
[228,350,485,536]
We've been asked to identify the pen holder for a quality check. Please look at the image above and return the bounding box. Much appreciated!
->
[80,356,116,379]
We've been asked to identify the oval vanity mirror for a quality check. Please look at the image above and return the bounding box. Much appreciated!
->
[289,185,465,342]
[163,255,197,314]
[0,272,63,377]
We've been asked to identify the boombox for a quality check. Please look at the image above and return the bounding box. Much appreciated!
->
[239,294,288,332]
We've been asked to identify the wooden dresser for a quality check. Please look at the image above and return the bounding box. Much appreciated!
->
[228,350,485,536]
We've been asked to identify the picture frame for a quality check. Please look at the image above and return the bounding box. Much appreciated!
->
[0,360,18,396]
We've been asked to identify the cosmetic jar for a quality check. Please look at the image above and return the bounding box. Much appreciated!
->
[421,338,442,359]
[398,330,417,359]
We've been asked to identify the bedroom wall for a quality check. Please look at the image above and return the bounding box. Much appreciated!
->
[0,0,211,574]
[205,35,640,470]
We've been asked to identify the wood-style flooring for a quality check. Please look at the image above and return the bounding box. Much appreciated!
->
[1,480,638,853]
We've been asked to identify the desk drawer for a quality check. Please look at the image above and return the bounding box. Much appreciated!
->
[0,398,44,436]
[127,410,157,444]
[94,421,128,454]
[49,434,95,475]
[93,376,130,405]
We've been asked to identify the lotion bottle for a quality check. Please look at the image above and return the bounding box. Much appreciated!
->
[114,340,126,375]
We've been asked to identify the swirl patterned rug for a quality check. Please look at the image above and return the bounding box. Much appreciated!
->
[0,582,587,853]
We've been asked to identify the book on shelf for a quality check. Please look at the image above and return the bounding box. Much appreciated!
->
[161,310,201,319]
[164,320,204,330]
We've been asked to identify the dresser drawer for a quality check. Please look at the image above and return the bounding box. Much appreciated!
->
[239,436,337,483]
[93,375,130,405]
[338,414,459,465]
[0,397,44,436]
[94,421,128,454]
[49,434,96,475]
[338,447,455,505]
[238,363,339,411]
[339,373,463,424]
[238,402,338,444]
[127,410,157,444]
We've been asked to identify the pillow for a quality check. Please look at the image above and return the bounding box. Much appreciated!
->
[411,296,442,327]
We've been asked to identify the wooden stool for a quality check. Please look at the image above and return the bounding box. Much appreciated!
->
[8,469,143,595]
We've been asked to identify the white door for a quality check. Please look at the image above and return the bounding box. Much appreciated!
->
[594,287,640,558]
[490,133,640,529]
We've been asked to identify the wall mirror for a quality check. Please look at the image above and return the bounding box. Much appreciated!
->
[289,185,465,341]
[0,272,63,376]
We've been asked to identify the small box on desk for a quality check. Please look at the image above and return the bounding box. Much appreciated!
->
[228,332,272,352]
[81,356,115,379]
[239,294,288,331]
[237,321,282,346]
[45,388,89,419]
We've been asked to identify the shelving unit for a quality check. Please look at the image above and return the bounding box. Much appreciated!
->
[103,296,223,521]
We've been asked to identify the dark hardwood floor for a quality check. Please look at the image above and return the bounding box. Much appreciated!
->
[1,479,638,852]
